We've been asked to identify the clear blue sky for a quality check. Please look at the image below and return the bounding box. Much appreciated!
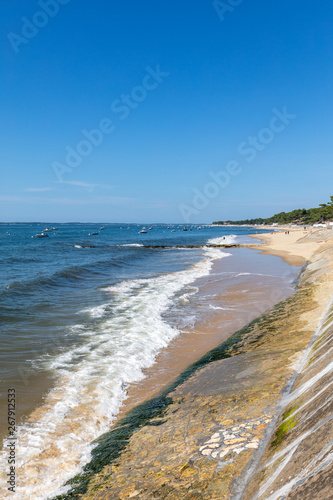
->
[1,0,333,222]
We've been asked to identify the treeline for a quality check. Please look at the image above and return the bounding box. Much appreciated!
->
[213,196,333,226]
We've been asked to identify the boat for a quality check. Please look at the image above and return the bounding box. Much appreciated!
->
[50,227,58,231]
[171,229,176,232]
[148,227,153,230]
[100,226,105,230]
[182,227,188,231]
[139,227,147,234]
[36,233,49,238]
[90,232,99,235]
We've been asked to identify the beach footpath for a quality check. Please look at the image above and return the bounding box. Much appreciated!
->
[57,229,333,499]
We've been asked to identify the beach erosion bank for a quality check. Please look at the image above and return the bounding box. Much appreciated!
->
[57,227,333,500]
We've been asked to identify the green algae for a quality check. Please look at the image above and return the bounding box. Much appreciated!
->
[52,288,314,499]
[271,415,298,447]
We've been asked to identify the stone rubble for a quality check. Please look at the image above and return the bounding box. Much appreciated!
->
[199,416,273,465]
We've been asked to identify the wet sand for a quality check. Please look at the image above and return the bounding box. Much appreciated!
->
[115,248,300,422]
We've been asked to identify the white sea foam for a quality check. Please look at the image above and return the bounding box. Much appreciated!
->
[178,286,199,304]
[209,305,231,310]
[120,243,144,247]
[0,247,231,499]
[207,234,237,245]
[80,304,109,318]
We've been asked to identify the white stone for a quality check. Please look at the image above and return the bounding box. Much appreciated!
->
[223,433,235,439]
[246,443,259,449]
[211,451,219,458]
[202,449,212,456]
[219,449,230,458]
[208,443,220,449]
[234,447,245,454]
[129,491,140,498]
[206,437,221,444]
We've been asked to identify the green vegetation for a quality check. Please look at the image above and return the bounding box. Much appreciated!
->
[271,415,298,447]
[213,196,333,226]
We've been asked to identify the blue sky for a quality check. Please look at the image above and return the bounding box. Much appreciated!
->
[1,0,333,222]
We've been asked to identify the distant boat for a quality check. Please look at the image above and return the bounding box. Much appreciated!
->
[36,233,49,238]
[50,227,58,231]
[183,227,188,231]
[100,226,105,230]
[139,227,147,234]
[148,227,153,230]
[90,232,99,235]
[171,229,176,232]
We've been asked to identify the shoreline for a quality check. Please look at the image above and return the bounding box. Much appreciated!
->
[116,227,332,424]
[246,226,333,266]
[114,247,298,424]
[56,229,333,499]
[2,227,331,499]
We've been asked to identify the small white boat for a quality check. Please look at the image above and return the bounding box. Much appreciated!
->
[100,226,105,230]
[36,233,49,238]
[139,227,147,234]
[182,227,188,231]
[148,227,153,230]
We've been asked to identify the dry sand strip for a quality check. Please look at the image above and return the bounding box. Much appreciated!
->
[54,237,333,500]
[247,227,333,266]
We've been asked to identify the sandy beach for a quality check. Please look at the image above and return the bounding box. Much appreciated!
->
[115,226,333,426]
[115,248,297,423]
[60,229,333,499]
[248,226,333,265]
[3,226,333,500]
